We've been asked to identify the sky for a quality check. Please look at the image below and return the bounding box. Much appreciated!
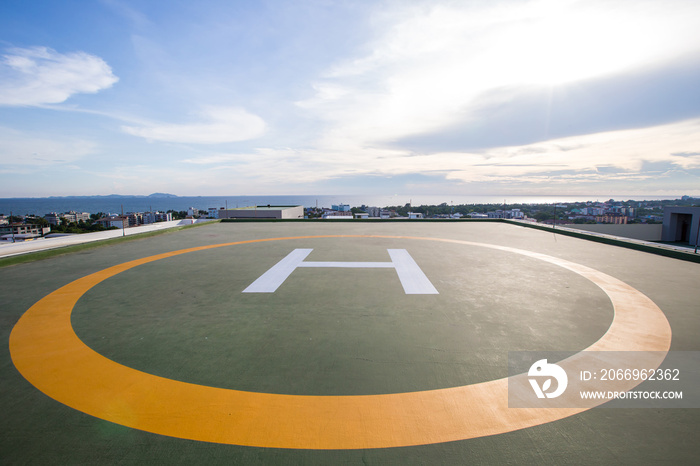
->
[1,0,699,198]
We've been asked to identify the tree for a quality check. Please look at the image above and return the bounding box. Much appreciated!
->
[534,211,552,222]
[27,216,49,227]
[167,210,187,220]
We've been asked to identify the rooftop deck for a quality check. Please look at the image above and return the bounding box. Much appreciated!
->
[2,221,698,464]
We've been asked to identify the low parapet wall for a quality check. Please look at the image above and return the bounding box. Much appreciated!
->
[509,220,699,263]
[0,219,217,259]
[560,224,662,241]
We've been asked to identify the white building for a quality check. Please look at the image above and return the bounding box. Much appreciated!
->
[142,211,172,224]
[109,218,128,229]
[366,207,381,217]
[582,207,606,216]
[95,215,128,229]
[65,211,90,223]
[44,212,62,225]
[0,224,50,241]
[323,212,353,219]
[487,209,524,219]
[219,205,304,219]
[44,211,90,225]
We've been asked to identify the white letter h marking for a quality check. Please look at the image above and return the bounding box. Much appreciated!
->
[243,249,438,294]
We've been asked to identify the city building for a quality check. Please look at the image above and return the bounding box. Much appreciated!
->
[662,206,700,246]
[207,207,224,219]
[44,212,61,226]
[142,211,172,223]
[506,209,524,219]
[125,212,142,227]
[92,210,172,229]
[125,211,173,226]
[219,205,304,219]
[488,209,525,219]
[0,223,50,241]
[95,215,128,229]
[596,214,628,224]
[332,204,351,212]
[582,207,605,216]
[65,211,90,223]
[366,207,381,217]
[323,211,353,219]
[44,211,90,225]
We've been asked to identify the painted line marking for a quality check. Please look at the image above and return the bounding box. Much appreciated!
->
[242,248,312,293]
[387,249,439,295]
[243,248,438,294]
[9,235,672,450]
[298,262,394,267]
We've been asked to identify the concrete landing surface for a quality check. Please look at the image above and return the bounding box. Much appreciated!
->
[2,221,698,464]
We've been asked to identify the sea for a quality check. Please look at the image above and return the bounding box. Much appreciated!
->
[0,194,685,216]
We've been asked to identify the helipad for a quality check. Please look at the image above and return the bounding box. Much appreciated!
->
[2,221,698,464]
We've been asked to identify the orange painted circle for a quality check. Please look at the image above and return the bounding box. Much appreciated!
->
[10,235,671,449]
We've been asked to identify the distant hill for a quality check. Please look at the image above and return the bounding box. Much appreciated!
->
[47,193,179,199]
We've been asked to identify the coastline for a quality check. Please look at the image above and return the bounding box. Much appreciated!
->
[0,194,693,216]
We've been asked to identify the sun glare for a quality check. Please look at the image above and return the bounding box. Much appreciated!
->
[489,2,668,86]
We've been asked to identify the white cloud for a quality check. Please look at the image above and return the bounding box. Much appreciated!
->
[122,106,266,144]
[418,118,700,184]
[0,126,97,167]
[100,0,151,30]
[179,118,700,190]
[0,46,118,106]
[298,0,700,150]
[2,1,697,197]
